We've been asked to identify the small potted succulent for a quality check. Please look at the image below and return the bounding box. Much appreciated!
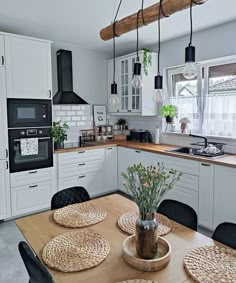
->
[50,121,69,149]
[117,118,128,130]
[162,105,177,123]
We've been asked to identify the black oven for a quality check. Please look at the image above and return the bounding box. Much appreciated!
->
[7,99,52,128]
[8,128,53,173]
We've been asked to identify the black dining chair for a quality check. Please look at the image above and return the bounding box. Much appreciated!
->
[157,199,198,231]
[212,222,236,249]
[51,186,91,210]
[18,241,55,283]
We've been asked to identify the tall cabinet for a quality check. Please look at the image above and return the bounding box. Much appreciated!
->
[107,51,158,116]
[0,34,10,219]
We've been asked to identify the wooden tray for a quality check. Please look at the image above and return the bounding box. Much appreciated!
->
[122,235,171,272]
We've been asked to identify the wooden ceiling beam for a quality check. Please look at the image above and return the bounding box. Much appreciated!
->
[100,0,207,41]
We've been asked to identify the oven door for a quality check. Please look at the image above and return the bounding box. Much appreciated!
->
[7,99,52,128]
[9,136,53,173]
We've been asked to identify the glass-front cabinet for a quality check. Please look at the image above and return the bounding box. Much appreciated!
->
[107,51,157,116]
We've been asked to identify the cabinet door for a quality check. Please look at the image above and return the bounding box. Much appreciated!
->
[5,35,52,99]
[130,55,141,113]
[0,35,5,67]
[0,160,10,219]
[107,60,121,113]
[214,165,236,229]
[0,68,8,160]
[105,147,118,192]
[198,162,214,229]
[119,57,130,112]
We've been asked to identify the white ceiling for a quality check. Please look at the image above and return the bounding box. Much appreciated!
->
[0,0,236,57]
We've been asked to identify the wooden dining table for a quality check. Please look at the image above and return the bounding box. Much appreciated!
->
[16,194,217,283]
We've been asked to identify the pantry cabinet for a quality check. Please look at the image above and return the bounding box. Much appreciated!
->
[107,51,158,116]
[0,35,5,66]
[5,34,52,99]
[0,68,8,160]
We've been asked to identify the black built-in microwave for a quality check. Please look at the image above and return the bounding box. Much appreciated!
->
[7,99,52,128]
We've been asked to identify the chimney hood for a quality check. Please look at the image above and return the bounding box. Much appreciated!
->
[53,49,88,104]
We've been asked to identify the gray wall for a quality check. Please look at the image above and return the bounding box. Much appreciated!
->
[51,42,108,105]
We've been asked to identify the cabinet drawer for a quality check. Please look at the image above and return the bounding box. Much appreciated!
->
[11,181,52,216]
[58,160,102,179]
[58,149,104,165]
[158,155,199,176]
[58,171,102,197]
[10,168,53,188]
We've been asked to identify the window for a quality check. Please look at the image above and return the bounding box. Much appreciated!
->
[165,56,236,137]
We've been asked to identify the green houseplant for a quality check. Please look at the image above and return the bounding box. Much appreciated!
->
[143,48,152,76]
[122,163,182,259]
[162,105,177,123]
[50,121,69,149]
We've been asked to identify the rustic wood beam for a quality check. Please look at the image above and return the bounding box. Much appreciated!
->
[100,0,207,41]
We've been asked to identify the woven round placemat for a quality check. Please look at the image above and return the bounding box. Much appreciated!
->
[184,245,236,283]
[53,203,106,228]
[116,280,158,283]
[118,211,172,236]
[42,230,110,272]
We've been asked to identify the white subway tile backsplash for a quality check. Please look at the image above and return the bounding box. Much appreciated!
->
[67,111,76,116]
[82,117,87,121]
[56,111,66,116]
[77,111,84,115]
[72,116,81,121]
[61,116,71,122]
[53,105,61,111]
[71,106,81,110]
[67,122,77,127]
[77,121,86,126]
[61,106,71,111]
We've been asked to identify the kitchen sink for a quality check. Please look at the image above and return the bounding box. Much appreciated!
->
[168,147,192,154]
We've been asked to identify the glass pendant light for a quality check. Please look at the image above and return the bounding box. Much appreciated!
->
[109,0,123,106]
[183,0,197,80]
[153,0,165,103]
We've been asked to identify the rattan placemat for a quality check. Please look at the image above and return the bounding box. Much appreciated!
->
[116,280,158,283]
[42,230,110,272]
[53,202,106,228]
[118,211,172,236]
[184,245,236,283]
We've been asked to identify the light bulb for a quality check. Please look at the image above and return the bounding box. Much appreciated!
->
[109,94,119,106]
[153,89,163,103]
[132,75,143,89]
[183,62,197,80]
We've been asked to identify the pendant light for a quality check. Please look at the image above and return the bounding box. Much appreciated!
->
[183,0,197,80]
[153,0,167,103]
[132,1,145,89]
[109,0,123,106]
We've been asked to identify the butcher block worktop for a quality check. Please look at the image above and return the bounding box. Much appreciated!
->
[55,141,236,169]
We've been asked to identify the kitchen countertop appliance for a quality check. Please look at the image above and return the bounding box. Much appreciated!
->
[128,129,152,143]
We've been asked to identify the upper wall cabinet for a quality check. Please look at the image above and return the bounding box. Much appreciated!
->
[0,35,5,67]
[5,35,52,99]
[107,51,158,116]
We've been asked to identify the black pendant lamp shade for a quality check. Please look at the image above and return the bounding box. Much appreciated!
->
[154,75,163,89]
[133,62,142,76]
[111,82,117,94]
[185,45,195,63]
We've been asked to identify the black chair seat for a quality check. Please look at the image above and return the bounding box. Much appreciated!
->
[19,241,55,283]
[51,186,90,210]
[157,199,198,231]
[212,222,236,249]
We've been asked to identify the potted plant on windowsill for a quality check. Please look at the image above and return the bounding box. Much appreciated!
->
[50,121,69,149]
[162,105,177,123]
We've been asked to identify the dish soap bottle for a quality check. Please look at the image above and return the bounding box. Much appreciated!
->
[154,127,160,144]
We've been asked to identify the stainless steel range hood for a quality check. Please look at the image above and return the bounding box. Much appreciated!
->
[53,49,88,104]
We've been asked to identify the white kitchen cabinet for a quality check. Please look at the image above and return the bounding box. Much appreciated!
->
[11,180,53,217]
[0,68,8,160]
[0,35,5,67]
[0,160,10,219]
[5,35,52,99]
[198,162,214,229]
[107,51,157,116]
[105,146,118,192]
[214,165,236,229]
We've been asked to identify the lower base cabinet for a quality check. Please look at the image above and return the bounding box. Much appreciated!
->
[11,181,53,216]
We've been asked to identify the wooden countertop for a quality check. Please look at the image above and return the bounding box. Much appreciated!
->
[55,140,236,169]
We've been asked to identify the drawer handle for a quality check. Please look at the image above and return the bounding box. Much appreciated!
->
[107,147,113,150]
[78,151,85,154]
[135,150,141,153]
[78,163,86,166]
[29,170,38,174]
[201,163,211,167]
[169,170,175,174]
[29,185,38,188]
[79,175,86,179]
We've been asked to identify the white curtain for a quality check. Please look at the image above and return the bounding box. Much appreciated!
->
[202,93,236,137]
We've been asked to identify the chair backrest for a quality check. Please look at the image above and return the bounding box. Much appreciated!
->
[212,222,236,249]
[51,186,91,210]
[157,199,198,231]
[18,241,54,283]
